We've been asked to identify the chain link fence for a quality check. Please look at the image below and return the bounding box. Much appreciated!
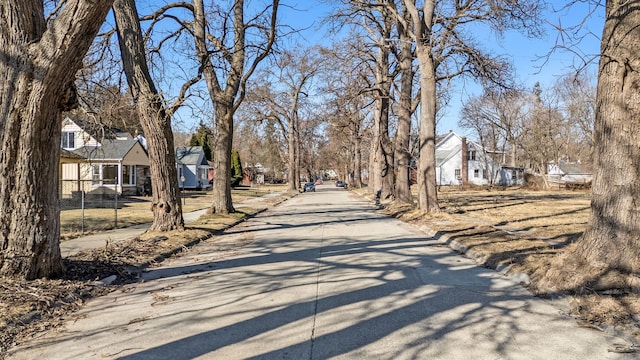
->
[59,179,151,238]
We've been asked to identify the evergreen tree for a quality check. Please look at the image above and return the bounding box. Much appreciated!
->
[231,149,243,187]
[190,121,214,161]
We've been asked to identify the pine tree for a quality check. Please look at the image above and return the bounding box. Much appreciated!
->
[190,121,214,161]
[231,149,243,187]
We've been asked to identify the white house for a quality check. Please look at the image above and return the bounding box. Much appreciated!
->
[547,163,592,187]
[435,131,524,186]
[175,146,211,190]
[59,117,150,196]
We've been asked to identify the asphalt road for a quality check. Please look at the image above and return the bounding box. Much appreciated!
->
[7,185,634,359]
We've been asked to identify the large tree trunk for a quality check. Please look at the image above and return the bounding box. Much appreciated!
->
[113,0,184,231]
[0,1,114,279]
[574,1,640,276]
[394,13,414,204]
[211,108,235,214]
[409,0,440,213]
[371,55,394,198]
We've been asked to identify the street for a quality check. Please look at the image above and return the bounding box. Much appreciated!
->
[8,185,632,359]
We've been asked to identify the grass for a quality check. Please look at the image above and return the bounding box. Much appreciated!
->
[60,184,288,240]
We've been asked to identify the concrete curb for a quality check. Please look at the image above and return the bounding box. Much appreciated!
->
[413,222,532,286]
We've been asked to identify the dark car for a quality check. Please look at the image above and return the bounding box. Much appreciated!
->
[303,182,316,192]
[335,180,346,188]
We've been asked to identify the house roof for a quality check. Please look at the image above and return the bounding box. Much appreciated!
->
[176,146,207,166]
[436,147,459,167]
[70,139,141,161]
[558,163,592,175]
[60,149,84,159]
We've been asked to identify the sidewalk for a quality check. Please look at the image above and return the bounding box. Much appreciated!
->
[60,192,285,258]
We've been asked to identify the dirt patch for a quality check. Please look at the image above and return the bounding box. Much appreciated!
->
[382,188,640,343]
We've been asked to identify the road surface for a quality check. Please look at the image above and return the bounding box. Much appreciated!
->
[7,185,633,359]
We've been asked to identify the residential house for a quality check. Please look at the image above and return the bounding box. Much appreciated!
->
[175,146,211,190]
[435,131,524,186]
[59,117,150,197]
[547,162,592,188]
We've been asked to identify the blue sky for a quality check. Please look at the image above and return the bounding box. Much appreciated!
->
[168,2,604,138]
[276,1,605,137]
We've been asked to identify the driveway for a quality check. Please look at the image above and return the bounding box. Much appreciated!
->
[7,185,632,359]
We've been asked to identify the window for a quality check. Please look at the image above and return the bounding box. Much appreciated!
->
[474,169,480,178]
[512,170,517,179]
[468,150,476,161]
[122,165,136,185]
[454,169,461,179]
[91,164,101,185]
[103,165,118,184]
[61,132,75,149]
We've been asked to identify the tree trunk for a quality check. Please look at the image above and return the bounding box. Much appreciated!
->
[410,0,440,213]
[193,0,241,215]
[574,0,640,275]
[394,15,414,204]
[0,1,114,279]
[287,122,297,191]
[372,49,394,198]
[113,0,184,231]
[211,107,235,214]
[370,106,383,193]
[353,129,363,188]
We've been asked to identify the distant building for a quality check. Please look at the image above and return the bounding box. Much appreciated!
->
[175,146,211,190]
[435,131,524,186]
[547,162,592,188]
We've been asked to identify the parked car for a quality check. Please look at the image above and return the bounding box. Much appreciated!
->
[303,182,316,192]
[335,180,346,188]
[315,179,323,185]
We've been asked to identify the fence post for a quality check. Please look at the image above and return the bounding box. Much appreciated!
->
[81,190,85,234]
[114,179,118,228]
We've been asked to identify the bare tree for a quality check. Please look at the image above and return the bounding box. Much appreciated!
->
[193,0,279,214]
[367,2,395,199]
[391,0,416,204]
[322,36,375,188]
[398,0,543,213]
[330,1,395,197]
[113,0,196,231]
[460,88,528,169]
[554,71,596,163]
[0,1,114,279]
[248,48,322,190]
[519,83,565,179]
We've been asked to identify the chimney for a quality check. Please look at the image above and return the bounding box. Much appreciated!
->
[461,137,468,184]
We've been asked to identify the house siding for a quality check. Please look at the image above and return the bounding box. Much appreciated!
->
[61,120,98,149]
[122,142,150,166]
[436,131,514,186]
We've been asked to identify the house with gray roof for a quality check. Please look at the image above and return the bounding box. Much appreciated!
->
[547,162,592,188]
[59,117,150,196]
[175,146,211,190]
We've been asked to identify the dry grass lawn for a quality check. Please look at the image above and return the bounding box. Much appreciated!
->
[60,185,287,240]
